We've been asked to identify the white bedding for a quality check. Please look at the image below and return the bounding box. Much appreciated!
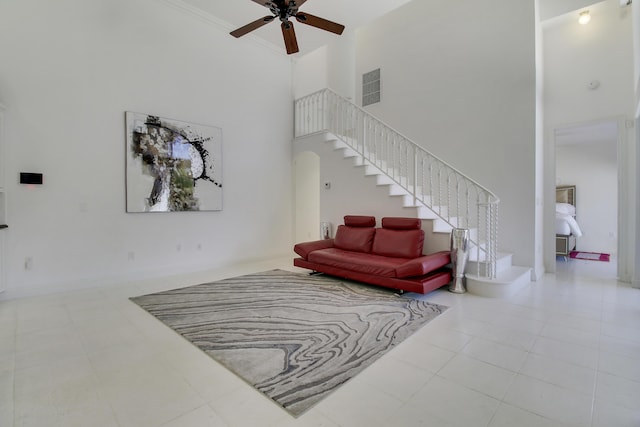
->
[555,214,583,237]
[555,202,582,237]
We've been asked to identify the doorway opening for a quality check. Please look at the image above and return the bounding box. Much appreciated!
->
[553,118,620,278]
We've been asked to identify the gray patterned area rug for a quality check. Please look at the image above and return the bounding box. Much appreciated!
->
[130,269,447,417]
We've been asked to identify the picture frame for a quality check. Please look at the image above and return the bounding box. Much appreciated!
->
[125,112,222,212]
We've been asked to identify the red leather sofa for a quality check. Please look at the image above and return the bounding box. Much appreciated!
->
[293,215,452,294]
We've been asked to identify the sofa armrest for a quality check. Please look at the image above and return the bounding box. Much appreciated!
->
[294,239,335,260]
[395,250,451,278]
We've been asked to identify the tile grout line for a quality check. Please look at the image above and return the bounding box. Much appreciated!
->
[589,293,605,427]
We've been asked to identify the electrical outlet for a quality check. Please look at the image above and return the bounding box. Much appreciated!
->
[128,251,135,261]
[197,243,202,251]
[24,257,33,270]
[176,244,182,252]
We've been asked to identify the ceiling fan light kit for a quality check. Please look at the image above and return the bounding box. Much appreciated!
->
[230,0,345,54]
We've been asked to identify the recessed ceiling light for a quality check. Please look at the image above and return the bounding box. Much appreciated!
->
[578,10,591,25]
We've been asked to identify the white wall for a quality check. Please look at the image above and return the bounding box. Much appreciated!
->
[635,1,640,96]
[543,2,634,125]
[0,0,294,298]
[293,34,356,101]
[633,1,640,288]
[535,0,546,278]
[325,34,357,102]
[0,104,6,292]
[352,0,538,269]
[543,0,635,278]
[293,47,328,99]
[293,151,320,242]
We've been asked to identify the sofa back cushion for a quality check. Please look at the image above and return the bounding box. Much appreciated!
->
[381,217,421,230]
[344,215,376,227]
[334,215,376,253]
[372,217,424,258]
[334,225,376,253]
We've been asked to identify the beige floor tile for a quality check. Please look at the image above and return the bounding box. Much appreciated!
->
[462,337,528,372]
[409,375,500,427]
[438,354,516,400]
[503,374,593,427]
[1,257,634,427]
[519,352,596,395]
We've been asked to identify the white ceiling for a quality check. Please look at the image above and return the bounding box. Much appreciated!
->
[179,0,413,56]
[179,0,610,56]
[538,0,602,21]
[554,120,619,147]
[179,0,623,147]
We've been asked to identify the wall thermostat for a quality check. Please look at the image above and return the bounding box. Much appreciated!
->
[20,172,43,185]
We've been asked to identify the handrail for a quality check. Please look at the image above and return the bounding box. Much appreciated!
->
[294,88,500,278]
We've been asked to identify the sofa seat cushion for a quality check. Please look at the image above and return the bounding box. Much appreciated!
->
[395,251,451,278]
[293,239,335,259]
[308,248,408,278]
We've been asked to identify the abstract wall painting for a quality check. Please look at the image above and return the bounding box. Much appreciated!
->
[125,112,222,213]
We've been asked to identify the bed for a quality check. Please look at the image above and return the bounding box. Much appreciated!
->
[556,185,583,259]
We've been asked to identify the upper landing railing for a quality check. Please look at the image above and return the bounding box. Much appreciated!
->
[294,88,500,278]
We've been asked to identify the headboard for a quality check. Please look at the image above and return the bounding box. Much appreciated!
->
[556,185,576,207]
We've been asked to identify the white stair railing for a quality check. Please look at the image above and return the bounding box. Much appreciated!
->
[294,88,500,279]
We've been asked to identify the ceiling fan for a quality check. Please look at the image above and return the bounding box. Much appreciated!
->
[230,0,345,55]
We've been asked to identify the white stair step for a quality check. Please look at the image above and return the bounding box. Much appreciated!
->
[467,251,513,275]
[352,156,368,167]
[405,205,439,220]
[432,219,453,233]
[375,175,395,186]
[401,193,431,207]
[342,147,359,158]
[465,266,531,298]
[332,144,359,159]
[387,183,408,196]
[331,139,348,150]
[364,164,381,176]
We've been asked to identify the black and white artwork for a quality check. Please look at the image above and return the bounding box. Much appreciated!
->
[125,112,222,212]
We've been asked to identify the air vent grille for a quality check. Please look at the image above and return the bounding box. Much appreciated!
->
[362,69,381,106]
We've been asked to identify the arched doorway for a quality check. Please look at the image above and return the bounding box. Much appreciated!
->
[293,151,320,243]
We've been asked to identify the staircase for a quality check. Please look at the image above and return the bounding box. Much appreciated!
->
[294,89,531,298]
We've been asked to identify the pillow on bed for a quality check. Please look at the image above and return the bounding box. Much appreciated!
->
[556,202,575,215]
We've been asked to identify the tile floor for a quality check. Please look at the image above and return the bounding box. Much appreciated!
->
[0,257,639,426]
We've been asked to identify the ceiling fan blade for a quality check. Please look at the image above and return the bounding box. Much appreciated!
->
[292,0,308,7]
[295,12,344,35]
[281,22,299,54]
[230,16,275,38]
